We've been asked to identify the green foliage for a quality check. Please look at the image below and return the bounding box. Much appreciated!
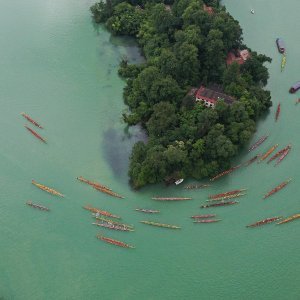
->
[91,0,272,188]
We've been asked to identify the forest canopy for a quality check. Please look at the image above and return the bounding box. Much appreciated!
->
[91,0,272,188]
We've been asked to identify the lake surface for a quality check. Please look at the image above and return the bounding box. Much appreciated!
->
[0,0,299,299]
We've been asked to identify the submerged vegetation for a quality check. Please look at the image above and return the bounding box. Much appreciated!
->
[91,0,272,188]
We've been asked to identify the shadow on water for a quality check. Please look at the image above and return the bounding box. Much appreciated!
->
[102,125,147,182]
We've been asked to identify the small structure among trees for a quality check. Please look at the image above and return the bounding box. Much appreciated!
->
[226,49,250,66]
[195,86,235,108]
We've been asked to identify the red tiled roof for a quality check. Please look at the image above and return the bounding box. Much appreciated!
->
[196,86,235,105]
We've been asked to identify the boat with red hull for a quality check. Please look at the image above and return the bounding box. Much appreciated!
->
[21,112,43,129]
[208,189,246,200]
[248,135,268,152]
[246,216,282,227]
[263,178,292,199]
[201,201,239,208]
[275,103,281,121]
[24,125,47,143]
[96,234,135,248]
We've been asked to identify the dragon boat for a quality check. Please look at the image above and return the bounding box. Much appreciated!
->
[140,221,181,229]
[77,176,112,190]
[259,144,278,162]
[152,197,192,201]
[96,234,135,248]
[135,208,160,214]
[246,216,282,227]
[24,125,47,143]
[21,112,43,128]
[201,201,239,208]
[277,214,300,225]
[263,178,292,199]
[32,180,64,197]
[193,219,221,223]
[83,205,120,219]
[191,214,216,219]
[248,135,268,152]
[26,201,49,211]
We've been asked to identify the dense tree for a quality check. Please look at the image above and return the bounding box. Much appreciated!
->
[91,0,272,188]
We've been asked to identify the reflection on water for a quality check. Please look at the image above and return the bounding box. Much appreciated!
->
[102,125,147,181]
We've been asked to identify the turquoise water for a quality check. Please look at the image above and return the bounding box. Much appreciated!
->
[0,0,299,299]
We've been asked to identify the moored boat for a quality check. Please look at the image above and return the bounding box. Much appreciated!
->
[32,180,64,197]
[274,147,291,166]
[263,178,292,199]
[135,208,160,214]
[267,144,291,163]
[275,103,281,121]
[24,125,47,143]
[201,201,239,208]
[246,216,282,228]
[184,183,210,189]
[96,234,135,248]
[243,154,260,166]
[140,220,181,229]
[26,201,49,211]
[152,197,192,201]
[175,178,184,185]
[248,135,268,152]
[193,219,221,223]
[83,205,120,219]
[21,113,43,129]
[281,55,286,72]
[210,164,241,181]
[259,144,278,162]
[277,213,300,225]
[289,81,300,93]
[191,214,216,219]
[276,38,286,54]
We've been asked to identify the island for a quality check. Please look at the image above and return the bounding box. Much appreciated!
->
[91,0,272,188]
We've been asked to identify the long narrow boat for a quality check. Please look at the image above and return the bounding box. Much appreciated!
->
[140,221,181,229]
[267,144,291,163]
[32,180,64,197]
[243,154,260,166]
[210,164,241,182]
[246,216,282,228]
[24,125,47,143]
[277,214,300,225]
[191,214,216,219]
[207,193,246,202]
[93,185,124,199]
[92,214,134,229]
[275,103,281,121]
[281,55,286,72]
[21,112,43,129]
[259,144,278,162]
[274,147,291,166]
[92,222,134,232]
[193,219,221,223]
[152,197,192,201]
[83,205,120,219]
[26,201,49,211]
[184,184,210,189]
[77,176,112,191]
[208,189,247,199]
[201,201,239,208]
[263,178,292,199]
[248,135,268,152]
[96,234,135,248]
[135,208,160,214]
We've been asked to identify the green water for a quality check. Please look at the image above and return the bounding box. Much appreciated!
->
[0,0,299,299]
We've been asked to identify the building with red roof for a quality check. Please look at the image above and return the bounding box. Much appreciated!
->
[195,86,235,108]
[226,49,250,66]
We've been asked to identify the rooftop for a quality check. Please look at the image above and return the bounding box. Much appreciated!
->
[196,86,235,105]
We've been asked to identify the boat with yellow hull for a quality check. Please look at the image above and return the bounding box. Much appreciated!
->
[32,180,64,197]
